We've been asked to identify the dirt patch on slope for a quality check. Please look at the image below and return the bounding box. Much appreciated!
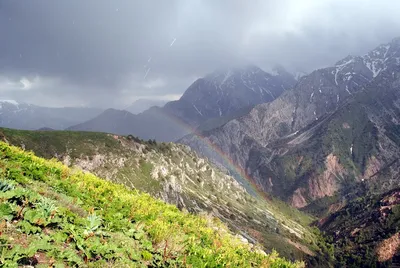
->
[292,154,345,208]
[363,155,381,180]
[308,154,344,199]
[285,238,315,256]
[376,232,400,262]
[291,188,308,208]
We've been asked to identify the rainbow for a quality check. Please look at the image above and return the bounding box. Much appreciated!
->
[154,110,270,200]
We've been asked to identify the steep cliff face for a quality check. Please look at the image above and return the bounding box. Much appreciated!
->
[180,37,400,209]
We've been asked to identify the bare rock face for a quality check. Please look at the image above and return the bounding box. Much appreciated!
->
[376,233,400,262]
[291,188,308,208]
[290,154,343,208]
[308,156,341,199]
[309,154,344,199]
[362,156,382,180]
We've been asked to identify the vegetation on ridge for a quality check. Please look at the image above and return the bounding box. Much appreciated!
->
[0,141,302,267]
[320,187,400,267]
[0,128,331,265]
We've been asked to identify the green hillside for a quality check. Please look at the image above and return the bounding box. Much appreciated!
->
[0,128,332,266]
[0,141,302,267]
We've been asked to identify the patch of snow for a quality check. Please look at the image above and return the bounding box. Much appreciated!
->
[258,86,264,94]
[372,64,382,77]
[365,60,372,72]
[334,69,339,85]
[319,89,322,93]
[365,57,383,78]
[310,92,314,102]
[345,85,352,95]
[337,94,340,103]
[221,70,232,85]
[334,58,355,85]
[192,104,203,116]
[265,90,275,100]
[350,144,353,155]
[336,58,354,68]
[241,74,256,92]
[384,45,390,58]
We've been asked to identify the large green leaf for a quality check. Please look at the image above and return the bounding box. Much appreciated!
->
[0,203,14,221]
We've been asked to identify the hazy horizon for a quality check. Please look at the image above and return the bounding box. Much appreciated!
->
[1,0,400,108]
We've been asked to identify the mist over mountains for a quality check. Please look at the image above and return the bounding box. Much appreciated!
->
[2,35,400,266]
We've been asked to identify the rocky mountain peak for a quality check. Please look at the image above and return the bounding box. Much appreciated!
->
[203,65,265,86]
[167,64,296,127]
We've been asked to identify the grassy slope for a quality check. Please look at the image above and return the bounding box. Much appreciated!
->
[0,128,332,265]
[0,141,302,267]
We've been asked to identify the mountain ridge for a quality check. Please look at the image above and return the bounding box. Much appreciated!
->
[68,65,296,141]
[0,100,103,130]
[0,140,304,267]
[0,127,333,265]
[125,99,167,114]
[180,37,400,208]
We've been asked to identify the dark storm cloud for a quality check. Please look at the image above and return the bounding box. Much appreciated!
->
[1,0,400,107]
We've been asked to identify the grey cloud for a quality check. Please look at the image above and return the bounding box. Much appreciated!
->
[1,0,400,107]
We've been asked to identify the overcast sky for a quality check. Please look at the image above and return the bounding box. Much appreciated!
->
[1,0,400,108]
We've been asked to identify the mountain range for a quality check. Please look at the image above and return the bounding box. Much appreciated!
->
[180,37,400,205]
[0,127,332,266]
[0,100,103,130]
[124,99,167,114]
[67,65,297,141]
[178,37,400,265]
[2,36,400,266]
